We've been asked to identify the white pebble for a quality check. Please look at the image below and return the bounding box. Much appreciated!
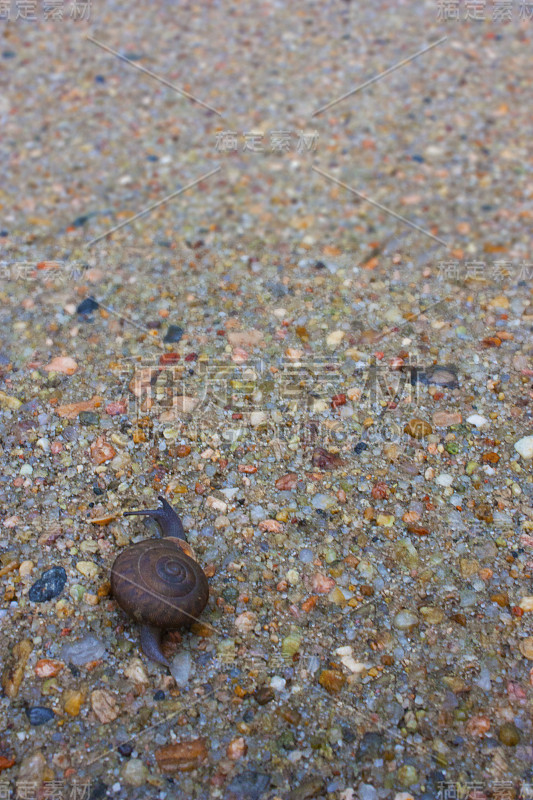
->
[270,676,286,691]
[170,651,192,688]
[514,435,533,460]
[436,473,453,487]
[466,414,489,428]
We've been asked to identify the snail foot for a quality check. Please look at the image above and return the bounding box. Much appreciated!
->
[140,624,170,667]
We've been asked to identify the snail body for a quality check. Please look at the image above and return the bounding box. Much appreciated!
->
[111,496,209,667]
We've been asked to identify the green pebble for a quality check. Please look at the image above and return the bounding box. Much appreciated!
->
[277,730,295,750]
[465,461,478,475]
[69,584,86,602]
[445,441,460,455]
[397,764,418,787]
[499,723,521,746]
[79,411,100,426]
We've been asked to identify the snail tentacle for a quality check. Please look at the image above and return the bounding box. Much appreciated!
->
[123,495,187,541]
[140,624,169,667]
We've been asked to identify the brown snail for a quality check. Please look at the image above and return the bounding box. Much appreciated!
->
[110,496,209,667]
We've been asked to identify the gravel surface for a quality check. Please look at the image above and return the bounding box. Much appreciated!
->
[0,2,532,799]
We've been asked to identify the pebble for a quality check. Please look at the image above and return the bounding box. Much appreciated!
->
[124,658,150,685]
[25,706,55,726]
[311,447,344,470]
[275,473,298,490]
[359,784,378,800]
[519,637,533,660]
[404,419,432,439]
[155,738,208,773]
[432,411,462,427]
[0,390,21,410]
[357,732,383,760]
[466,414,489,428]
[35,659,64,678]
[79,411,100,426]
[312,573,336,593]
[234,611,257,633]
[318,669,346,693]
[19,560,34,577]
[393,610,419,631]
[498,722,521,746]
[254,687,275,705]
[91,689,120,723]
[89,435,116,465]
[226,771,270,800]
[44,356,78,375]
[311,493,337,511]
[514,435,533,460]
[1,639,32,698]
[227,737,248,760]
[170,651,193,687]
[16,751,46,792]
[282,632,302,660]
[63,689,85,716]
[164,324,184,343]
[61,634,105,665]
[424,365,459,388]
[397,765,418,787]
[121,758,149,787]
[76,561,98,579]
[29,566,67,603]
[76,297,99,314]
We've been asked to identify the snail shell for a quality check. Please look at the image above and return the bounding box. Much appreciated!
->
[110,496,209,667]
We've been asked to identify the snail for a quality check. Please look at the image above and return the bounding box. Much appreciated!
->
[110,496,209,667]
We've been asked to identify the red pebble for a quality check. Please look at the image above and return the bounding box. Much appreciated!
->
[331,393,346,409]
[371,482,388,500]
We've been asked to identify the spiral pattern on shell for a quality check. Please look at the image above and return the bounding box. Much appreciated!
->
[110,538,209,630]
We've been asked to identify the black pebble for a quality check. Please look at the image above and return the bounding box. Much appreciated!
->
[357,731,383,759]
[117,743,133,757]
[71,214,91,228]
[153,690,165,701]
[226,771,270,800]
[341,726,356,743]
[164,324,184,343]
[26,706,55,726]
[89,780,108,800]
[314,260,327,269]
[29,566,67,603]
[76,297,99,315]
[354,442,368,454]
